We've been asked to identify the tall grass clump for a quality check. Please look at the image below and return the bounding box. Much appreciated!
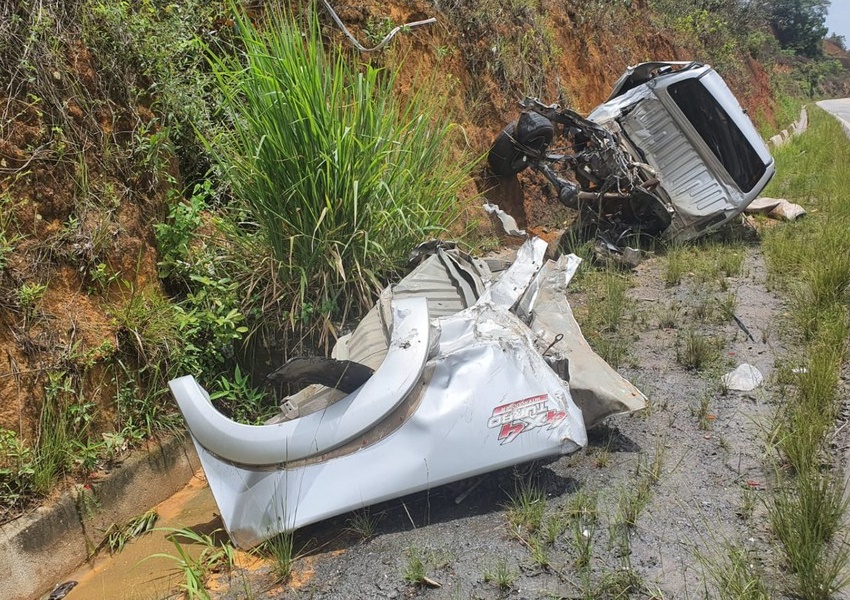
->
[204,6,472,341]
[761,107,850,599]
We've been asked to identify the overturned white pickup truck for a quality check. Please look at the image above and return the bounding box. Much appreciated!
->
[490,61,775,245]
[170,238,646,548]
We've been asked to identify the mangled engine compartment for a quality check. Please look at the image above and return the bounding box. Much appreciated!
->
[489,62,775,246]
[170,238,646,547]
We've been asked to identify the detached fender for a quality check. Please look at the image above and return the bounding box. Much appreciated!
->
[169,297,430,466]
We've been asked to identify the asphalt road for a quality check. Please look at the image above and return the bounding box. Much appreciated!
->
[817,98,850,136]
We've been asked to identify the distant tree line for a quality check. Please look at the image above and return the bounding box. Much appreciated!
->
[766,0,831,57]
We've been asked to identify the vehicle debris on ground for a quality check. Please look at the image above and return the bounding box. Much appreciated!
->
[170,238,646,547]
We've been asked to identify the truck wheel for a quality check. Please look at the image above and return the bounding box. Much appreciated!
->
[488,112,554,177]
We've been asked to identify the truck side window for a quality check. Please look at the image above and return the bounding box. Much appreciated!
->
[668,78,766,192]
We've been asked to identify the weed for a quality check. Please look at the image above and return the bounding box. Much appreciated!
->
[261,532,296,582]
[576,268,634,367]
[403,546,427,585]
[505,476,546,536]
[572,518,595,571]
[594,446,612,468]
[638,441,666,485]
[715,292,738,322]
[32,373,76,494]
[658,302,680,329]
[691,299,712,322]
[483,560,516,590]
[346,509,381,540]
[693,393,713,430]
[103,509,158,554]
[564,488,599,525]
[204,5,473,345]
[0,429,35,513]
[738,487,758,521]
[363,15,396,46]
[616,482,651,529]
[702,542,771,600]
[148,527,234,600]
[676,330,721,370]
[209,365,270,425]
[527,535,551,568]
[769,470,849,598]
[664,245,688,286]
[542,514,567,545]
[714,247,745,278]
[16,281,47,311]
[598,566,646,597]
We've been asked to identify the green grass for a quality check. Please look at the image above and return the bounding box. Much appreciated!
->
[760,107,850,599]
[203,6,474,343]
[345,509,381,540]
[261,532,297,582]
[574,268,633,367]
[702,543,772,600]
[103,509,158,554]
[148,527,234,600]
[402,546,428,586]
[504,476,546,537]
[483,559,517,590]
[676,329,721,370]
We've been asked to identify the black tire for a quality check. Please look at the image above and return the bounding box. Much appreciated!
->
[488,112,554,177]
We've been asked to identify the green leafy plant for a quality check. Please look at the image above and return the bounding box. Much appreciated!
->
[148,527,234,600]
[16,281,47,311]
[103,509,159,554]
[0,429,35,514]
[209,365,270,424]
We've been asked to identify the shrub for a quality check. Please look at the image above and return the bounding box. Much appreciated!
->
[203,6,473,342]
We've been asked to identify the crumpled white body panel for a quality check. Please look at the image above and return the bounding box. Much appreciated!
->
[172,300,585,547]
[170,238,648,547]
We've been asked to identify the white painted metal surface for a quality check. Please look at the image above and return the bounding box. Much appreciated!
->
[170,298,430,466]
[171,238,646,547]
[173,300,586,547]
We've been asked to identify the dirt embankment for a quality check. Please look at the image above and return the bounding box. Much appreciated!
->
[0,0,775,467]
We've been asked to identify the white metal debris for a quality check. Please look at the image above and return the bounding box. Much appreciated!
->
[170,237,646,547]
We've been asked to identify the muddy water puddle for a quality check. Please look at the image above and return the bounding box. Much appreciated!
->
[64,471,223,600]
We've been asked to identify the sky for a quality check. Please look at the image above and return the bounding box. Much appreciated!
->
[826,1,850,42]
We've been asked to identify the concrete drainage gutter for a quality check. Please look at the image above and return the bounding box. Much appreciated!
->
[1,434,199,600]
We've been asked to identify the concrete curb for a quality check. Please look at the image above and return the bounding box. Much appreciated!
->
[767,107,808,148]
[1,434,199,600]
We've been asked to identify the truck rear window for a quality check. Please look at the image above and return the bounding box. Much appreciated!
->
[667,78,766,192]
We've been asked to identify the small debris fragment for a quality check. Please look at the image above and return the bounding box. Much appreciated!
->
[49,581,77,600]
[721,364,764,391]
[483,202,527,237]
[422,576,442,588]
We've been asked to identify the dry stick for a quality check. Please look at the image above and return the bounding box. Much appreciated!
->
[319,0,436,53]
